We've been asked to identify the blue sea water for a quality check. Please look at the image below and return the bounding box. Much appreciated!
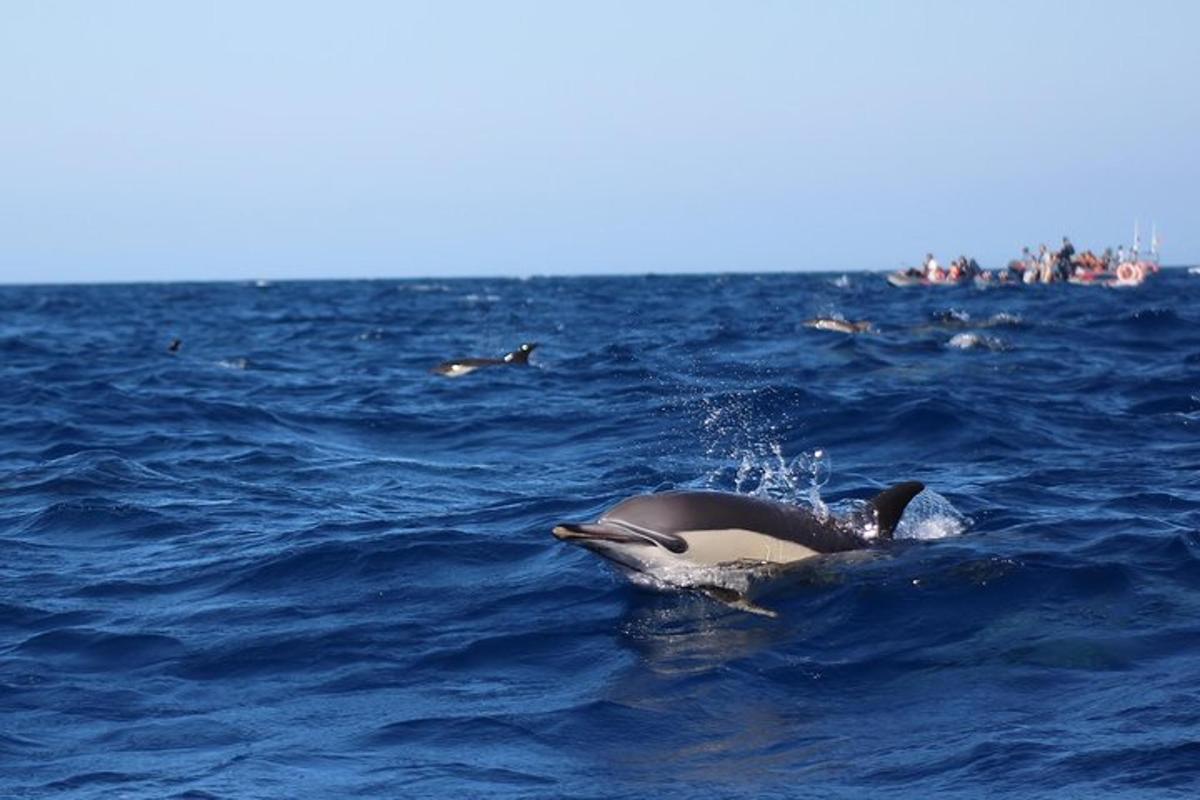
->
[3,270,1200,799]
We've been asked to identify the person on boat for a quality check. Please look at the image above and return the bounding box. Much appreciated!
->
[1008,256,1025,281]
[1101,247,1115,271]
[924,253,945,282]
[1021,246,1039,284]
[1116,244,1127,265]
[1010,247,1032,280]
[951,256,978,281]
[1038,244,1055,283]
[1056,237,1075,281]
[1073,252,1088,276]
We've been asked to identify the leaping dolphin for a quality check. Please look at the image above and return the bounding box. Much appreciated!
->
[431,343,537,377]
[553,481,924,616]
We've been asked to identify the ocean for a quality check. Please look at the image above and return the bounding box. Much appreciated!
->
[2,270,1199,798]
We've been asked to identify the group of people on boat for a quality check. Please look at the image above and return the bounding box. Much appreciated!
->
[1006,237,1080,284]
[891,234,1159,288]
[1001,237,1155,285]
[901,253,984,284]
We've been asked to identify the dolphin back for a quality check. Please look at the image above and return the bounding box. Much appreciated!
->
[601,491,869,553]
[603,492,802,538]
[865,481,925,539]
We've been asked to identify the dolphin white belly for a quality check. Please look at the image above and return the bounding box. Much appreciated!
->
[438,363,480,377]
[676,529,819,566]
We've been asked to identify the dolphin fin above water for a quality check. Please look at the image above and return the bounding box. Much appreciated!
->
[501,343,536,364]
[855,481,926,540]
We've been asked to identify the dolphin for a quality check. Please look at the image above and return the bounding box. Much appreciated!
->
[431,342,537,377]
[804,317,872,334]
[553,481,924,616]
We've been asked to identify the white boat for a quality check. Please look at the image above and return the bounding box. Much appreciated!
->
[886,270,967,288]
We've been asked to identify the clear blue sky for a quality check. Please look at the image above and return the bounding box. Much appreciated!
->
[2,1,1196,282]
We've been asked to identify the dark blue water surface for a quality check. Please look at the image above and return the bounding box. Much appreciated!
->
[3,271,1200,799]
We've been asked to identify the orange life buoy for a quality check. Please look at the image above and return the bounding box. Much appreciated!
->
[1132,263,1146,283]
[1117,262,1135,282]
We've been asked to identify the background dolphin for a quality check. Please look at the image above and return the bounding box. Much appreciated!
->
[431,342,537,377]
[804,317,873,334]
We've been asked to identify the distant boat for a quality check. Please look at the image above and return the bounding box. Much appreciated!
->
[886,271,926,287]
[887,271,967,288]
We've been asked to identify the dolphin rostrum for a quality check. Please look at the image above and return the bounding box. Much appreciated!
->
[431,342,537,377]
[553,481,924,616]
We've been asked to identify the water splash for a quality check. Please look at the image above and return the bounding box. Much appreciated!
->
[710,444,832,518]
[892,488,971,540]
[621,561,756,596]
[947,332,1009,351]
[934,308,972,325]
[789,448,831,520]
[988,312,1022,327]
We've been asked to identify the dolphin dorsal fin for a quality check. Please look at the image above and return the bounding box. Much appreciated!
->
[503,343,536,364]
[867,481,924,539]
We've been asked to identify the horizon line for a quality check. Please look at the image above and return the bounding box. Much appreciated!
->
[1,263,1196,289]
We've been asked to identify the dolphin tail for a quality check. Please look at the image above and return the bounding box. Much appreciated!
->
[866,481,925,539]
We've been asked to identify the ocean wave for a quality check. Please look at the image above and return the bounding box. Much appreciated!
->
[16,628,186,671]
[2,272,1198,798]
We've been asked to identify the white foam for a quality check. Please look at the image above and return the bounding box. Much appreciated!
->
[622,561,757,595]
[947,332,1008,351]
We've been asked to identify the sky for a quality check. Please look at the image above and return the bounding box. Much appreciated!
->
[1,1,1197,283]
